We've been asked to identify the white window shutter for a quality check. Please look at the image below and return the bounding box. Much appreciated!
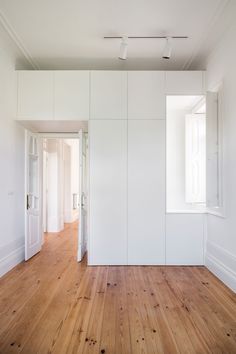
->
[185,113,206,203]
[206,92,219,208]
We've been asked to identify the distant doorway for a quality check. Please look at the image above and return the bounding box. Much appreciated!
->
[42,138,79,235]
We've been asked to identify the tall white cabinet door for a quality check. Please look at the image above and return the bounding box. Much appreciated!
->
[128,71,165,119]
[89,120,127,265]
[128,120,165,265]
[165,71,204,95]
[90,71,127,119]
[17,71,54,120]
[54,71,90,120]
[166,214,204,265]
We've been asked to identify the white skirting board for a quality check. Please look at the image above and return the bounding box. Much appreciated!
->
[205,241,236,293]
[0,246,25,278]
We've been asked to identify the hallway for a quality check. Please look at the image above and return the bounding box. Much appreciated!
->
[0,224,235,353]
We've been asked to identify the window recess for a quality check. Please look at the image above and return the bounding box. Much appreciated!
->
[166,95,206,213]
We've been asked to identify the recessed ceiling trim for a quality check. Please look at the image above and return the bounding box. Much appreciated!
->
[0,9,39,69]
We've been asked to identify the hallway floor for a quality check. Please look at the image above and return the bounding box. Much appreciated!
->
[0,224,235,353]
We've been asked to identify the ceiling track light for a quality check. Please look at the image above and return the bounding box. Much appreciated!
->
[162,36,172,59]
[119,36,128,60]
[104,36,188,39]
[104,35,188,60]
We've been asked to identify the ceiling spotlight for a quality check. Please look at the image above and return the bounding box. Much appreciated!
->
[104,35,188,60]
[162,37,172,59]
[119,36,128,60]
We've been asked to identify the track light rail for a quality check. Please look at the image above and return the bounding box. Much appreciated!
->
[104,36,188,39]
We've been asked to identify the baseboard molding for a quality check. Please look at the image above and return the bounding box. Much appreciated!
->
[205,241,236,293]
[0,245,24,278]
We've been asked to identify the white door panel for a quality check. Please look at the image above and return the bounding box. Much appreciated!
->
[28,214,40,246]
[78,130,87,261]
[25,130,42,260]
[90,71,127,119]
[128,120,165,265]
[54,71,90,120]
[18,71,54,120]
[128,71,165,119]
[89,120,127,264]
[166,214,204,265]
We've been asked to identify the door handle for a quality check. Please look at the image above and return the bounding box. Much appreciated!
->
[27,194,30,210]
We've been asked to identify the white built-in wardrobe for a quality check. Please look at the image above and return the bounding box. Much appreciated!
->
[16,69,206,266]
[90,118,166,265]
[88,71,205,265]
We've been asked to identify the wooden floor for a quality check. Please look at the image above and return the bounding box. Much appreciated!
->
[0,224,235,354]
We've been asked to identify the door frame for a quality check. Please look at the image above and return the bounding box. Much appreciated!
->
[25,131,88,261]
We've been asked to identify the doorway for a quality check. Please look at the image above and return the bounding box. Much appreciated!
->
[42,138,80,246]
[23,122,88,263]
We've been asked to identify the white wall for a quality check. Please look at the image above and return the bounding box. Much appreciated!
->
[204,21,236,292]
[0,25,31,276]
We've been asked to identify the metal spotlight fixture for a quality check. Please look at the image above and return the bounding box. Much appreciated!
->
[162,37,172,59]
[104,35,188,60]
[119,36,128,60]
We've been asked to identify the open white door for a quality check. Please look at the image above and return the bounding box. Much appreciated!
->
[25,130,42,260]
[77,129,87,262]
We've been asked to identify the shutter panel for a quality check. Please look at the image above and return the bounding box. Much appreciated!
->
[185,114,206,203]
[206,92,219,208]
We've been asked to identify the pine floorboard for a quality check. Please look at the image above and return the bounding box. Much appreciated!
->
[0,222,235,353]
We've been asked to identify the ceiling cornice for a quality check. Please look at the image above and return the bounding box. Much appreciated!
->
[0,8,40,69]
[182,0,229,70]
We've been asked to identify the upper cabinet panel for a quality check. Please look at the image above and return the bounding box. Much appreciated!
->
[165,71,205,95]
[17,71,54,120]
[54,71,90,120]
[90,71,127,119]
[128,71,165,119]
[17,70,205,121]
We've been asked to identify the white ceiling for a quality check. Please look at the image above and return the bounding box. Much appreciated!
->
[0,0,231,70]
